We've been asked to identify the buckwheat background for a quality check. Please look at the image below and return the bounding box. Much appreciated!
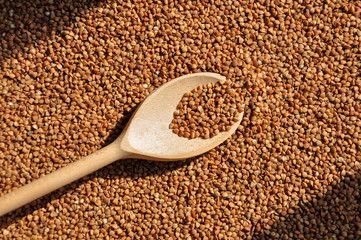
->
[1,0,360,239]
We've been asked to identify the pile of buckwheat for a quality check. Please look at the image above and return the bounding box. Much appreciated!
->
[170,80,244,139]
[1,0,361,239]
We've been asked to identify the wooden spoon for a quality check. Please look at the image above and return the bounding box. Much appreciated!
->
[0,72,244,216]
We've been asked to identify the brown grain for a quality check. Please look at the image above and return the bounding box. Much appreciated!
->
[1,0,361,239]
[170,80,244,139]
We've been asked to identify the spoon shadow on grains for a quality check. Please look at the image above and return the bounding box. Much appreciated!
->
[0,0,106,62]
[0,111,193,226]
[251,171,361,240]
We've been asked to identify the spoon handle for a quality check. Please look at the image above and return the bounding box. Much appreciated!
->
[0,141,129,217]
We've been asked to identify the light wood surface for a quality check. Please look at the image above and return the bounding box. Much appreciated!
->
[0,72,244,216]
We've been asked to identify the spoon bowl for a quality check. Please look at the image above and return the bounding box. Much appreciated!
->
[121,72,244,160]
[0,72,244,216]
